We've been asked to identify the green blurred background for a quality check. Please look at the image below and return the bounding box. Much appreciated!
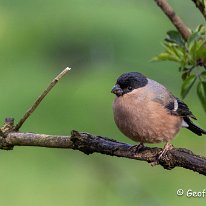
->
[0,0,205,205]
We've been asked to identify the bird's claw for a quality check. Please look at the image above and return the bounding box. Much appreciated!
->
[158,143,173,160]
[150,143,173,166]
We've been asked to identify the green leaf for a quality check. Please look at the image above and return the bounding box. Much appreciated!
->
[203,81,206,92]
[196,24,206,34]
[196,44,206,59]
[187,32,206,65]
[170,45,184,58]
[181,72,188,80]
[151,52,180,62]
[181,74,197,99]
[200,71,206,80]
[197,81,206,112]
[165,30,185,47]
[187,32,200,56]
[163,42,187,66]
[187,31,200,48]
[188,41,197,64]
[196,24,204,32]
[181,71,191,80]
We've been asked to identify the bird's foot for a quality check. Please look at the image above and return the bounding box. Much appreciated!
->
[129,143,145,153]
[158,142,173,160]
[151,143,173,166]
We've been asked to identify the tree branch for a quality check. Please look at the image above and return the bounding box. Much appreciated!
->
[15,67,71,131]
[191,0,206,20]
[1,68,205,177]
[154,0,191,40]
[0,130,206,176]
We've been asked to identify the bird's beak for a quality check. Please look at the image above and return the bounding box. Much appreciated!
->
[111,84,123,96]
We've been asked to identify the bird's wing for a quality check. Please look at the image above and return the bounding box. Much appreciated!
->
[148,79,196,119]
[164,97,196,119]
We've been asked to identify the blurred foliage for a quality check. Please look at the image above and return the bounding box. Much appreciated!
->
[153,25,206,111]
[0,1,205,206]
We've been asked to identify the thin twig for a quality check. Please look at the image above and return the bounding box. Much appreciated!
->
[15,67,71,131]
[154,0,191,40]
[0,130,205,176]
[191,0,206,20]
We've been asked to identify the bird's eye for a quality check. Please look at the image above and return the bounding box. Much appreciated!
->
[128,86,133,91]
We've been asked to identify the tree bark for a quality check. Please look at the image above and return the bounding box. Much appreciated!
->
[1,130,206,176]
[154,0,191,40]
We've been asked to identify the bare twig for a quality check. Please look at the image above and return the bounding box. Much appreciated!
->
[0,130,205,175]
[15,67,71,131]
[191,0,206,20]
[154,0,191,40]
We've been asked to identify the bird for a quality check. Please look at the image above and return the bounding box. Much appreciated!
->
[111,72,206,157]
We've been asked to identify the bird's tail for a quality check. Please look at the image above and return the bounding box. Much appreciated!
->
[183,117,206,136]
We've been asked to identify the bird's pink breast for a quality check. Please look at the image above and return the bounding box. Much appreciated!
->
[112,88,182,143]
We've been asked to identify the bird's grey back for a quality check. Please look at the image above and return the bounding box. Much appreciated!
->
[146,78,174,105]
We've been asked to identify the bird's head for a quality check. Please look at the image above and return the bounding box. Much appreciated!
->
[111,72,148,97]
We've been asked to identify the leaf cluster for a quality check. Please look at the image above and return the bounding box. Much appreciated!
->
[153,25,206,111]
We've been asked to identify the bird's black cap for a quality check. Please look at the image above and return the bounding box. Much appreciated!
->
[116,72,148,90]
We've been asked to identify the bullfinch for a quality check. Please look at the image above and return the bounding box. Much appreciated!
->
[111,72,206,156]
